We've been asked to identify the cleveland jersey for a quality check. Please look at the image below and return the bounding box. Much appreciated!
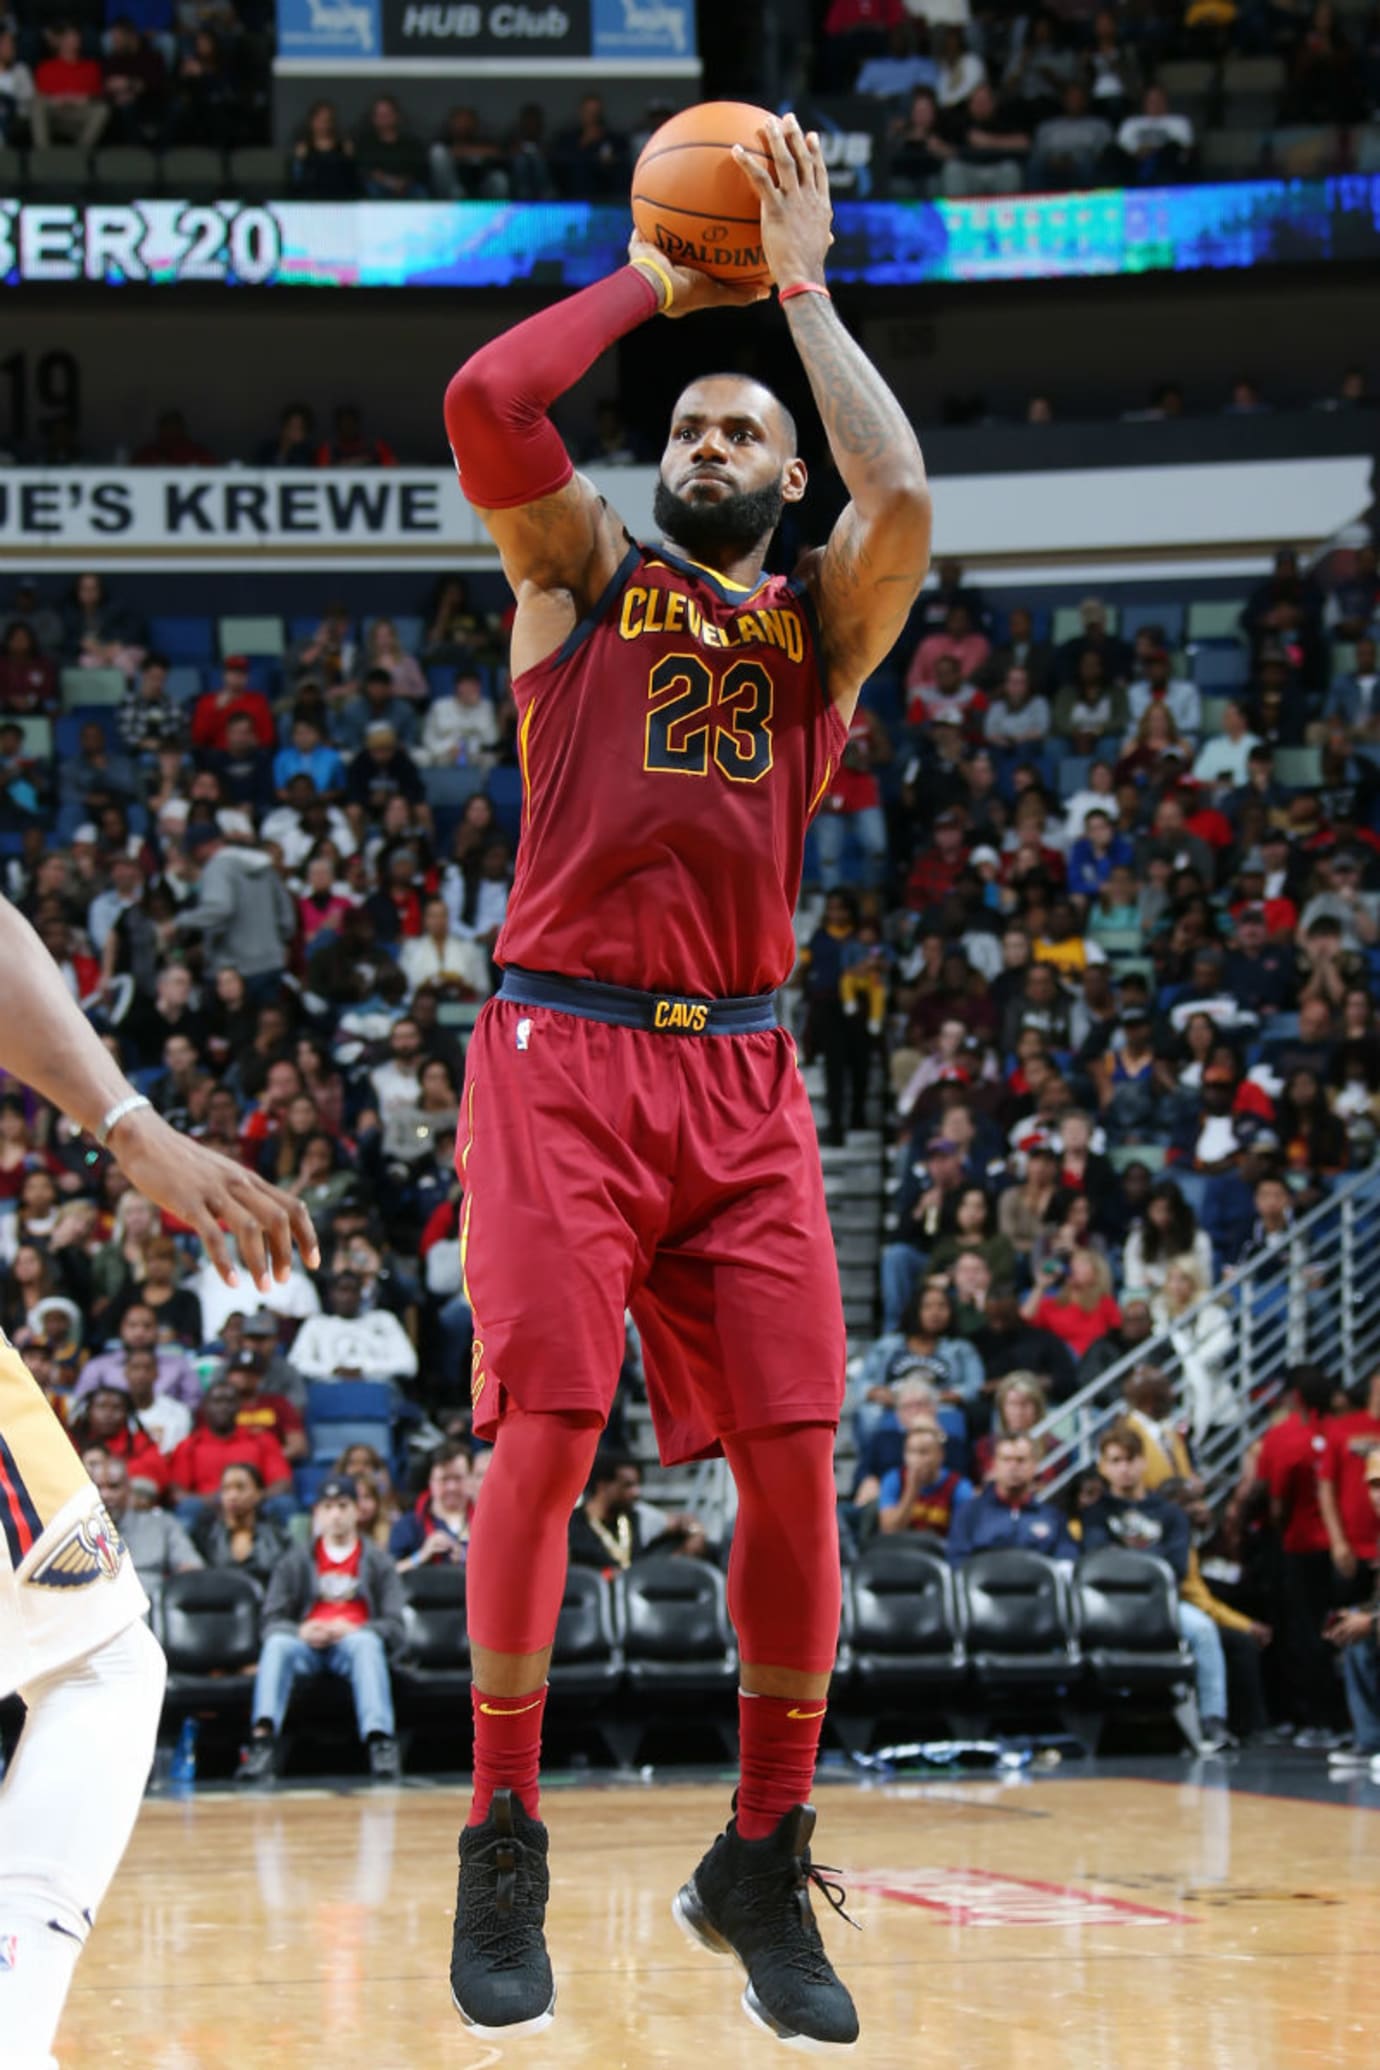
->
[497,543,846,998]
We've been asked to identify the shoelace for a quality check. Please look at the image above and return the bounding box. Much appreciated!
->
[735,1856,862,1981]
[462,1834,548,1971]
[806,1862,862,1934]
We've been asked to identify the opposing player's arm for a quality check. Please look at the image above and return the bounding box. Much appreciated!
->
[735,117,932,720]
[0,896,319,1290]
[444,256,767,673]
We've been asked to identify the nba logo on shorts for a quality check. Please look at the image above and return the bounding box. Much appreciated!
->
[0,1932,17,1969]
[516,1017,532,1053]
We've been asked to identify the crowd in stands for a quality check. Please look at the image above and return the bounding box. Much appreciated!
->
[820,1,1380,192]
[1,519,1379,1767]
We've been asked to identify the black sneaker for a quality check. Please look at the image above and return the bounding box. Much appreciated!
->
[673,1804,860,2049]
[236,1733,278,1786]
[368,1735,401,1782]
[450,1789,555,2038]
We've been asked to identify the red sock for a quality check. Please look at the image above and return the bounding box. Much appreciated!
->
[468,1683,549,1826]
[736,1689,827,1841]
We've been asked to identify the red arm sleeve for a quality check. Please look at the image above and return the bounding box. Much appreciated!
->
[443,265,660,511]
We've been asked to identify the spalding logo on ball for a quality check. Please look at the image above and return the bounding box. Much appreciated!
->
[631,100,775,286]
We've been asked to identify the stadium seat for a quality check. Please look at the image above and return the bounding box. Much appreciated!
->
[1200,695,1230,732]
[1273,746,1323,788]
[1186,599,1247,643]
[91,145,158,198]
[150,616,216,664]
[614,1557,737,1759]
[1092,928,1145,959]
[1198,131,1264,178]
[1221,93,1280,132]
[1192,646,1248,689]
[548,1566,622,1707]
[60,667,125,708]
[1121,600,1185,646]
[158,1569,261,1718]
[1221,54,1286,95]
[837,1546,968,1749]
[25,147,88,199]
[1356,126,1380,173]
[161,147,224,201]
[423,766,486,813]
[393,1566,472,1722]
[303,1380,397,1475]
[959,1550,1081,1704]
[11,717,52,759]
[0,147,21,192]
[1267,127,1339,178]
[228,146,289,200]
[1053,603,1118,644]
[219,615,285,658]
[1069,1548,1197,1753]
[1057,756,1091,800]
[165,665,204,705]
[1108,1143,1168,1173]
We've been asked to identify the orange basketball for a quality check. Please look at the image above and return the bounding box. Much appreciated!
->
[631,100,775,286]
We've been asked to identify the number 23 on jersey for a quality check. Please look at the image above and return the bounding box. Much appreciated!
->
[644,653,774,785]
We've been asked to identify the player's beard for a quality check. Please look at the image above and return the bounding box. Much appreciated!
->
[654,470,785,562]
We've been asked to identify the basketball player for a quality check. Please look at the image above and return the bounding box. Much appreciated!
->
[443,114,930,2048]
[0,896,318,2070]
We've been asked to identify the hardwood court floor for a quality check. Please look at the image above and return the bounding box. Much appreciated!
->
[60,1769,1380,2069]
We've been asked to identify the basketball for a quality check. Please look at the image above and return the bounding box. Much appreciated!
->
[631,100,776,286]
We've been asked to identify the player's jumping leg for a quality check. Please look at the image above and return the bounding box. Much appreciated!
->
[674,1421,859,2049]
[450,1403,604,2038]
[0,1619,166,2070]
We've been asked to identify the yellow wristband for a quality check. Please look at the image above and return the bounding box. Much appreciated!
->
[630,256,675,312]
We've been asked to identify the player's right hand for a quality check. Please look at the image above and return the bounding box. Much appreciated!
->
[627,233,771,319]
[108,1104,320,1293]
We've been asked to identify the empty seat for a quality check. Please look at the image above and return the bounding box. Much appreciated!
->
[1186,598,1247,643]
[1356,126,1380,173]
[424,765,486,813]
[845,1546,967,1707]
[395,1565,472,1705]
[548,1566,621,1703]
[159,1568,261,1714]
[11,717,53,759]
[220,614,285,658]
[60,666,126,708]
[229,146,289,199]
[1267,126,1339,177]
[162,146,224,200]
[615,1556,737,1697]
[1053,602,1118,644]
[1198,130,1264,178]
[959,1550,1081,1698]
[149,615,216,663]
[1121,600,1185,646]
[0,146,23,192]
[1220,93,1280,132]
[1108,1142,1168,1173]
[165,664,203,705]
[1156,60,1218,100]
[1273,745,1323,788]
[487,764,523,843]
[304,1379,396,1464]
[1072,1548,1192,1699]
[1057,755,1091,800]
[1221,54,1286,95]
[1192,645,1249,690]
[91,145,159,197]
[26,147,88,198]
[1199,695,1230,733]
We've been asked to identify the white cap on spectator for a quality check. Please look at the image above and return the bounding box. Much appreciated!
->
[216,808,255,841]
[72,823,98,845]
[970,845,1000,869]
[159,798,190,824]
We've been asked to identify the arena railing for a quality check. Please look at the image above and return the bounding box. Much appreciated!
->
[1030,1162,1380,1510]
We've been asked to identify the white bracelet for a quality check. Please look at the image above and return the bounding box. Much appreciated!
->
[94,1093,153,1149]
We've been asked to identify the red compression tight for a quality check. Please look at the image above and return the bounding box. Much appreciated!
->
[722,1422,843,1840]
[465,1405,604,1824]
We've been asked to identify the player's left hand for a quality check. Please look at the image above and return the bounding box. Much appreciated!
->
[108,1104,320,1293]
[733,113,834,291]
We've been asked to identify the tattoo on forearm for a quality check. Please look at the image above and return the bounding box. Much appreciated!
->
[784,295,921,477]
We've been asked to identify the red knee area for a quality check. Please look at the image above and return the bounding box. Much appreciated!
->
[465,1406,604,1657]
[723,1423,843,1676]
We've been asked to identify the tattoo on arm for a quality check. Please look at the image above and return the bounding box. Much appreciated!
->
[783,294,923,491]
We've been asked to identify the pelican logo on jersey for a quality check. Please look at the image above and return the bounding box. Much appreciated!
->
[619,584,805,661]
[27,1502,127,1590]
[653,999,710,1031]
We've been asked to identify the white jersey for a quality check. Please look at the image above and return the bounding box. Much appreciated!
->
[0,1335,148,1698]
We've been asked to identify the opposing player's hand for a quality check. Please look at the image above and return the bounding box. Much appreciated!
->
[626,233,770,319]
[733,113,834,291]
[109,1105,320,1293]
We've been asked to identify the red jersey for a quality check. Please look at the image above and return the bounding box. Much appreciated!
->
[170,1424,290,1497]
[305,1536,370,1627]
[1257,1412,1332,1554]
[496,545,844,996]
[1320,1410,1380,1561]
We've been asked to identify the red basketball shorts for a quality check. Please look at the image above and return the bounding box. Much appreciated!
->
[455,997,846,1464]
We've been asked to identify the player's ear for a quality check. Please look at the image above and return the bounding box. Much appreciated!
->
[782,457,808,505]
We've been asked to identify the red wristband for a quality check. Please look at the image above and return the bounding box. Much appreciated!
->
[779,281,831,303]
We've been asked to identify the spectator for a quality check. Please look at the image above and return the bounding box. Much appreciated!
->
[907,603,991,694]
[973,1372,1055,1482]
[239,1475,404,1783]
[878,1419,975,1537]
[288,1270,419,1386]
[1152,1260,1235,1442]
[60,571,145,675]
[274,714,346,799]
[1127,647,1202,743]
[355,93,428,197]
[929,1184,1019,1283]
[886,84,954,193]
[76,1298,201,1410]
[109,1342,190,1463]
[1318,1369,1380,1600]
[430,103,509,198]
[1028,82,1113,190]
[984,667,1050,757]
[1257,1363,1348,1743]
[191,1460,293,1592]
[855,17,936,100]
[68,1384,167,1500]
[1022,1248,1121,1359]
[946,1435,1076,1560]
[569,1450,647,1570]
[1114,85,1194,183]
[940,83,1031,197]
[882,1133,970,1327]
[1123,1178,1216,1296]
[390,1440,474,1570]
[173,823,296,994]
[293,99,358,197]
[226,1340,307,1463]
[345,723,426,824]
[90,1453,200,1618]
[1081,1422,1234,1751]
[171,29,238,151]
[167,1378,294,1525]
[0,623,58,714]
[934,24,985,107]
[190,656,274,753]
[419,671,499,769]
[505,99,556,200]
[102,16,166,147]
[31,22,109,151]
[551,93,630,198]
[316,406,397,471]
[0,26,35,145]
[816,705,891,893]
[1324,1444,1380,1777]
[131,409,214,468]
